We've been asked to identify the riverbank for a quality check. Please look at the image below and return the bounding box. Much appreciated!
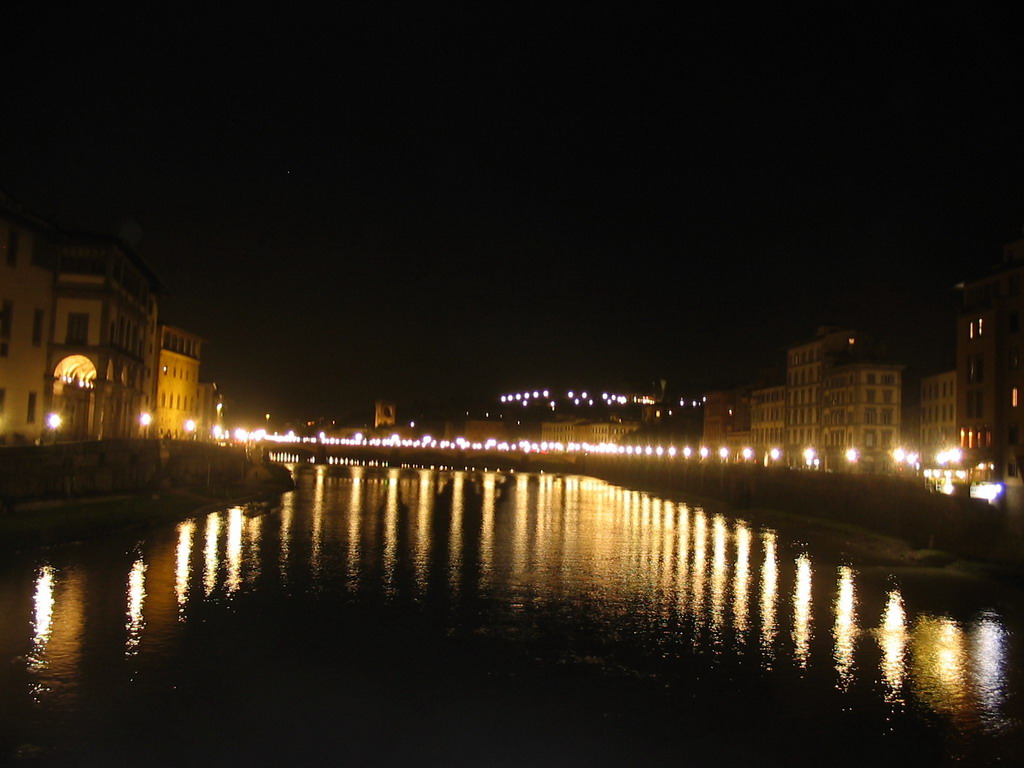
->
[636,486,1024,591]
[0,463,294,552]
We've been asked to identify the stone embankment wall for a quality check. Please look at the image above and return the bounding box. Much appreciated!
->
[0,440,250,501]
[581,455,1017,564]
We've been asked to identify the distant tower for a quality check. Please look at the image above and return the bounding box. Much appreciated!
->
[374,400,396,429]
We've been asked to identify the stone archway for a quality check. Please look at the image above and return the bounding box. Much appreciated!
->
[52,355,98,439]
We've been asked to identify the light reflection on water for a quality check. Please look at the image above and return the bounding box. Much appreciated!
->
[6,466,1022,763]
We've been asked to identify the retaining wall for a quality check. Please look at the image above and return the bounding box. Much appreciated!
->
[0,440,249,501]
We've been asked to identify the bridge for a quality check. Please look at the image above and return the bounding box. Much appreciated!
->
[259,432,1013,565]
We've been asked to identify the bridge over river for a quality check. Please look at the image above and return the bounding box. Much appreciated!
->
[262,433,1019,566]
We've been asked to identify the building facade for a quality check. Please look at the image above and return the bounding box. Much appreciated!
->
[49,233,162,440]
[749,383,786,462]
[956,238,1024,513]
[919,370,957,460]
[0,192,222,444]
[702,387,751,457]
[0,198,55,443]
[154,325,203,439]
[820,361,903,471]
[785,326,859,462]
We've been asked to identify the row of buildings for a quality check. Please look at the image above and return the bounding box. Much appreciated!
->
[701,236,1024,516]
[0,193,218,444]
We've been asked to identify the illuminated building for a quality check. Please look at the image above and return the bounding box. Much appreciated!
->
[540,418,640,446]
[1,192,163,441]
[919,370,956,460]
[820,360,903,471]
[956,238,1024,513]
[749,383,786,461]
[154,325,203,439]
[0,195,54,443]
[49,232,162,440]
[785,327,859,462]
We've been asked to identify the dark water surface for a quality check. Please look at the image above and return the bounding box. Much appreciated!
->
[2,465,1023,766]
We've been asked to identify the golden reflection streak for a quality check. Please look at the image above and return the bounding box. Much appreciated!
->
[911,616,972,727]
[384,469,400,595]
[310,467,325,580]
[878,588,908,704]
[709,514,728,649]
[535,475,553,571]
[347,466,363,590]
[792,554,813,668]
[660,501,676,619]
[480,473,496,590]
[278,486,294,583]
[733,522,751,644]
[691,508,707,634]
[449,473,464,595]
[512,474,530,586]
[30,565,56,668]
[414,470,432,594]
[125,556,146,656]
[833,566,857,691]
[28,565,57,701]
[226,507,243,595]
[203,513,221,596]
[244,513,262,586]
[759,532,778,667]
[175,520,194,617]
[675,504,691,617]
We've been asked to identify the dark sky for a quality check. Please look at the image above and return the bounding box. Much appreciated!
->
[3,7,1023,425]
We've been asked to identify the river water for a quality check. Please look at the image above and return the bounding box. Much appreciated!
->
[2,464,1022,766]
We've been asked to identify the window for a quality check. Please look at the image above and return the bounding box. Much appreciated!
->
[866,389,877,404]
[5,229,17,266]
[968,355,984,383]
[881,374,895,385]
[881,409,893,425]
[66,313,89,345]
[1014,387,1020,408]
[1,299,10,340]
[866,373,877,384]
[1012,312,1021,334]
[865,408,877,424]
[1011,424,1020,445]
[32,308,44,346]
[883,389,893,404]
[865,430,877,447]
[26,392,36,423]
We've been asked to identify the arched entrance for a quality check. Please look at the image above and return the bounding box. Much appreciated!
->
[52,355,98,440]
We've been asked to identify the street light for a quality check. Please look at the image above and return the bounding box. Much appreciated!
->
[46,412,61,443]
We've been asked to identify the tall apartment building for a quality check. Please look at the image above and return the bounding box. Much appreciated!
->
[820,360,903,470]
[919,370,957,458]
[154,325,203,439]
[785,327,859,461]
[956,238,1024,514]
[781,327,903,470]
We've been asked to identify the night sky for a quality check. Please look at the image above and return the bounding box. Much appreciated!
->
[4,7,1023,425]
